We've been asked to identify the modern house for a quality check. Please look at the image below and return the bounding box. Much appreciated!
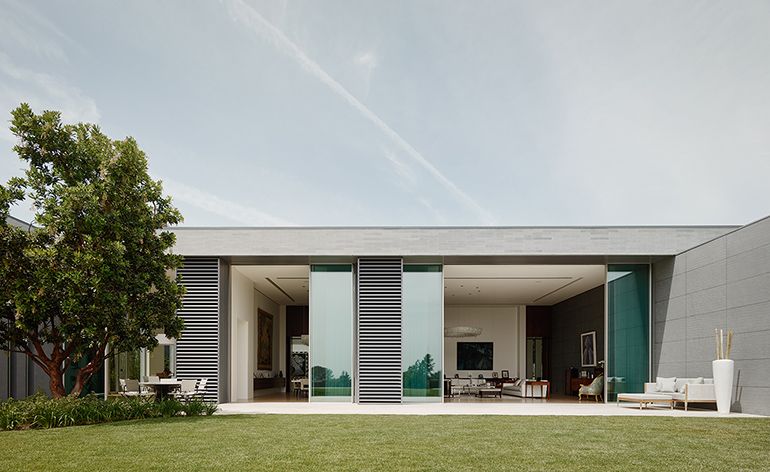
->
[3,215,770,415]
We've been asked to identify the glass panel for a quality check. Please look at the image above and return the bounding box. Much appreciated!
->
[109,350,141,394]
[402,265,443,400]
[526,337,544,379]
[148,344,175,378]
[607,264,650,401]
[310,264,353,399]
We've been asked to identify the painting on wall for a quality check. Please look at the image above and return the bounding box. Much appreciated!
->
[457,342,493,370]
[257,309,274,370]
[290,352,308,378]
[581,331,597,367]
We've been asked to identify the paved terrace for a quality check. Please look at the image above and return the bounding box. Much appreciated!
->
[217,402,764,418]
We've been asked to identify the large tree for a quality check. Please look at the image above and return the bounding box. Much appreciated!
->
[0,104,184,398]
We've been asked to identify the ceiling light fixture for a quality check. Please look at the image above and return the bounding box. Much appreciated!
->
[444,326,482,337]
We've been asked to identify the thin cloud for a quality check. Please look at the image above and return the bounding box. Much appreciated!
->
[224,0,497,225]
[160,176,295,226]
[0,53,100,131]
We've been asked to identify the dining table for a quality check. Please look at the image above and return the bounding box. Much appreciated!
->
[139,380,183,401]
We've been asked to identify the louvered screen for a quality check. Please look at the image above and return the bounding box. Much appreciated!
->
[357,258,403,403]
[176,257,219,402]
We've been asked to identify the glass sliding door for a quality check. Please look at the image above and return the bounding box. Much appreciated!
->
[309,265,353,400]
[402,265,443,401]
[109,350,141,394]
[607,264,650,401]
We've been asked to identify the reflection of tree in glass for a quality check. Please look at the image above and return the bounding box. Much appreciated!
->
[403,354,441,392]
[311,366,351,387]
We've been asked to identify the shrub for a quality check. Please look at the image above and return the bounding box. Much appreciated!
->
[0,394,218,431]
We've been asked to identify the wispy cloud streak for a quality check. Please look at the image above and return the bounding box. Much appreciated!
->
[160,176,295,226]
[224,0,496,225]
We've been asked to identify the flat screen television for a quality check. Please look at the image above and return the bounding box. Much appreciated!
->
[457,342,493,370]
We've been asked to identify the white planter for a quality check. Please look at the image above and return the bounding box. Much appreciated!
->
[712,359,734,414]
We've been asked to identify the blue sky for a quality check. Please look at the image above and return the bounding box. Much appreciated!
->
[1,1,769,226]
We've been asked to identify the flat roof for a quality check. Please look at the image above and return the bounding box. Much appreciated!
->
[169,225,739,259]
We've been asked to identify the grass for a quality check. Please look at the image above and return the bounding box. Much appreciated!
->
[1,415,768,471]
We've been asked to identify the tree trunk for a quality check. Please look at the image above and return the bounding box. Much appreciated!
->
[69,349,103,398]
[48,367,66,398]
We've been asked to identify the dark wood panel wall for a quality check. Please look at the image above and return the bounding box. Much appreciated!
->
[285,305,309,391]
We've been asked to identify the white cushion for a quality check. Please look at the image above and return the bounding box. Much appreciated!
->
[656,377,677,392]
[694,377,704,385]
[703,378,713,384]
[674,378,690,392]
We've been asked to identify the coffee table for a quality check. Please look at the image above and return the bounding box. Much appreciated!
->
[617,393,674,410]
[477,387,502,398]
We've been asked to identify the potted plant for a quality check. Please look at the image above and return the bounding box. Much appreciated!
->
[713,329,734,414]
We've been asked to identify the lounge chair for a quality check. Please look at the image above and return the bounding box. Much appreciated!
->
[578,375,604,402]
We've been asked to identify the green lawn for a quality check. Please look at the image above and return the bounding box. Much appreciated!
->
[1,415,768,471]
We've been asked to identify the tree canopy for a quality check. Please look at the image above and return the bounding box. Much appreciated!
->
[0,104,184,398]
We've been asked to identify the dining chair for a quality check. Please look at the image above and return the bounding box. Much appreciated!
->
[120,379,143,397]
[194,378,208,400]
[174,379,198,403]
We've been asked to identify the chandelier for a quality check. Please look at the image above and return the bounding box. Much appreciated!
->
[444,326,482,337]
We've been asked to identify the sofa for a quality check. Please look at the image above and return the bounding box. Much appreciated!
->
[501,379,548,398]
[644,377,716,411]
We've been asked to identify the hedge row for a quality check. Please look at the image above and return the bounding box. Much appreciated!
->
[0,393,218,430]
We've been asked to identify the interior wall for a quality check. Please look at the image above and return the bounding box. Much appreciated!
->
[550,285,605,395]
[444,305,524,378]
[230,269,255,401]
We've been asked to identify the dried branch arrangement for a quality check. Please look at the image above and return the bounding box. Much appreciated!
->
[714,328,734,360]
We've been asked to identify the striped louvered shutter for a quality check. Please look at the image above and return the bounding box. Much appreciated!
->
[176,257,219,402]
[356,258,402,403]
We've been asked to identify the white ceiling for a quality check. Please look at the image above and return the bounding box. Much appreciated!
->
[444,265,605,306]
[233,265,309,305]
[232,264,605,307]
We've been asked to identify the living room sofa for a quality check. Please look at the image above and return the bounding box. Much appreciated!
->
[501,379,548,398]
[644,377,716,411]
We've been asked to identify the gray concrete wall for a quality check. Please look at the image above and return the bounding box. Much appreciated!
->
[170,226,736,258]
[550,285,605,396]
[653,216,770,415]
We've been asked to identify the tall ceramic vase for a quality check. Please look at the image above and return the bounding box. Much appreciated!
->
[712,359,734,414]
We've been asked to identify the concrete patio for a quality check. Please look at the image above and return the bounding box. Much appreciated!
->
[217,401,764,417]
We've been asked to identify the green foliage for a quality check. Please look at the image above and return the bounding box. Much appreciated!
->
[0,104,185,397]
[0,394,218,430]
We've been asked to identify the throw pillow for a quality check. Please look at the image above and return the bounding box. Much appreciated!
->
[694,377,704,384]
[656,377,676,392]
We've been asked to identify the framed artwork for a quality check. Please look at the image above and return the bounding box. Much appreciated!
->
[501,370,510,378]
[457,342,493,370]
[257,309,274,370]
[581,331,597,367]
[290,352,308,378]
